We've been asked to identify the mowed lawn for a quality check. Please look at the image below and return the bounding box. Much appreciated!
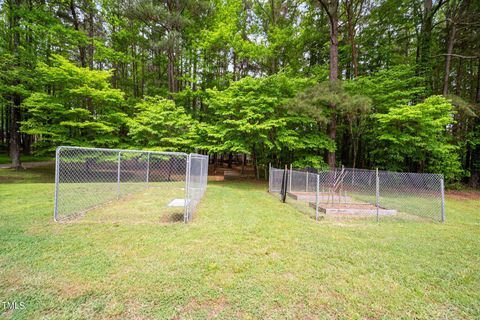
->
[1,167,479,319]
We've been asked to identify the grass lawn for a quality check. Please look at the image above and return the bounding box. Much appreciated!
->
[1,167,479,319]
[0,154,54,165]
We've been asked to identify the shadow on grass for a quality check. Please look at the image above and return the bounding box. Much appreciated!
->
[160,212,185,223]
[0,165,55,184]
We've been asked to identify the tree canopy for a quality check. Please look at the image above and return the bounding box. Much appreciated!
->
[0,0,479,185]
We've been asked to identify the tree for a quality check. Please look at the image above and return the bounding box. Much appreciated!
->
[317,0,339,168]
[374,95,462,181]
[20,55,125,151]
[418,0,446,91]
[206,74,332,173]
[128,96,198,151]
[288,81,370,168]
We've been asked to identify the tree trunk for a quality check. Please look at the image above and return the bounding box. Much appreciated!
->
[228,152,233,168]
[319,0,339,168]
[167,46,176,93]
[420,0,433,87]
[70,0,86,68]
[22,133,31,156]
[9,97,21,169]
[345,0,358,78]
[328,10,339,82]
[87,5,94,70]
[476,59,480,102]
[456,58,463,96]
[443,24,456,95]
[8,0,21,169]
[242,154,246,174]
[0,105,4,145]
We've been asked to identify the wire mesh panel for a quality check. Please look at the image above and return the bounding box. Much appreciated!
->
[54,146,208,223]
[268,165,445,222]
[269,168,285,193]
[119,151,149,197]
[185,154,209,222]
[54,147,119,220]
[377,171,443,221]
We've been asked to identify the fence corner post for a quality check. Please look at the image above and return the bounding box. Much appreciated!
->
[184,154,192,223]
[268,163,271,192]
[375,168,379,222]
[53,146,62,222]
[440,177,445,222]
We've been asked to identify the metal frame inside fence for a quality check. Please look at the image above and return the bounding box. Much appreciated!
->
[269,164,445,222]
[53,146,208,223]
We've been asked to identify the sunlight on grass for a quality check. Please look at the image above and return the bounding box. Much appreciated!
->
[0,167,479,319]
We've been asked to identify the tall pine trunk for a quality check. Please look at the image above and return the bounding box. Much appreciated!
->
[9,98,21,169]
[442,24,456,95]
[345,0,358,78]
[319,0,340,168]
[9,0,21,168]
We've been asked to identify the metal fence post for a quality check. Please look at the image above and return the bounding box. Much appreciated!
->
[145,152,150,187]
[289,164,292,192]
[315,174,319,221]
[184,154,191,223]
[268,163,271,192]
[375,168,379,222]
[440,177,445,222]
[53,147,61,221]
[200,156,204,199]
[117,151,121,199]
[205,156,208,195]
[306,171,309,192]
[282,164,288,203]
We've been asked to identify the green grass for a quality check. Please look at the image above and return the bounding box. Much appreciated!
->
[0,153,54,165]
[1,167,479,319]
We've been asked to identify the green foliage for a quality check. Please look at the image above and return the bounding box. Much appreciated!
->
[128,96,198,152]
[205,74,331,166]
[290,81,371,123]
[291,155,329,170]
[288,81,371,168]
[20,55,126,151]
[0,0,476,182]
[374,95,462,181]
[347,65,425,113]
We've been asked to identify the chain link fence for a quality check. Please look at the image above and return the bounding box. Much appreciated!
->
[269,165,445,222]
[54,146,208,223]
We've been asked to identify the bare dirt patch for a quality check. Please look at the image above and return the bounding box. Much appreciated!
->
[446,190,480,201]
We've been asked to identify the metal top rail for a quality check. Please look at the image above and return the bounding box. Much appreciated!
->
[56,146,189,156]
[296,166,444,179]
[54,146,208,223]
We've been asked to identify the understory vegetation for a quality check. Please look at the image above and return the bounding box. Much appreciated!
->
[0,0,479,186]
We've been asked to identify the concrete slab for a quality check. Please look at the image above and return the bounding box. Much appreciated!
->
[168,199,190,207]
[287,191,351,203]
[309,202,397,216]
